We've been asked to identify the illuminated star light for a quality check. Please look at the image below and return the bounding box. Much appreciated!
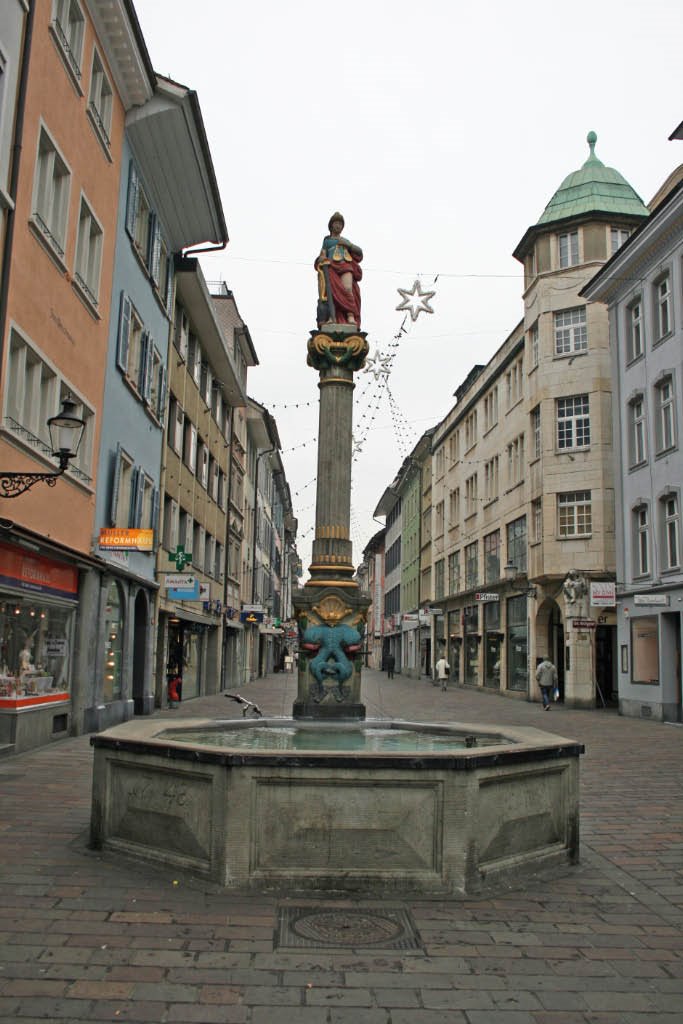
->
[396,279,436,321]
[363,347,392,380]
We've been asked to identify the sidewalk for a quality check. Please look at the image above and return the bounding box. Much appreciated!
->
[1,668,682,1023]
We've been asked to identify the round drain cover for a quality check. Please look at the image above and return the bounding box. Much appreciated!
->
[290,909,404,946]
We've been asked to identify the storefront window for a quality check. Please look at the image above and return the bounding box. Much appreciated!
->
[463,604,479,684]
[631,616,659,684]
[483,601,501,688]
[448,609,461,683]
[0,598,74,700]
[181,627,203,699]
[507,595,528,692]
[103,583,124,702]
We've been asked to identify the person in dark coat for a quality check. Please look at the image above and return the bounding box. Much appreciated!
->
[386,652,396,679]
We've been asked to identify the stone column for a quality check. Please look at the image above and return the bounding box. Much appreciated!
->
[292,326,371,719]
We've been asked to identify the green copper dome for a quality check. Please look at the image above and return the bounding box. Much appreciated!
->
[537,131,649,224]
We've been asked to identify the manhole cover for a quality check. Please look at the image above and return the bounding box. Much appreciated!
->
[277,905,422,950]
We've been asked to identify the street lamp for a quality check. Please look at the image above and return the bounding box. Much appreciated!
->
[504,562,536,598]
[0,398,86,498]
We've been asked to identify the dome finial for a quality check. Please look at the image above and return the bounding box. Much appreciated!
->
[587,130,598,158]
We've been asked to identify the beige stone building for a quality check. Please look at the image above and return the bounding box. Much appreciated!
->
[430,134,648,707]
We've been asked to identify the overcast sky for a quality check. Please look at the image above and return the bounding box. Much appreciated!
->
[135,0,683,578]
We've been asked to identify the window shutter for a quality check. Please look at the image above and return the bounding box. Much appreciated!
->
[110,444,122,526]
[165,257,174,316]
[150,217,162,285]
[141,333,153,400]
[117,292,131,372]
[151,487,160,543]
[125,162,138,238]
[129,467,141,528]
[157,364,167,425]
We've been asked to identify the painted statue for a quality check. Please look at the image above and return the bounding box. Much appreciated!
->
[300,622,363,703]
[315,212,363,328]
[562,570,587,605]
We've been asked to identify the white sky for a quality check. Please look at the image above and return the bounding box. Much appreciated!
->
[135,0,683,578]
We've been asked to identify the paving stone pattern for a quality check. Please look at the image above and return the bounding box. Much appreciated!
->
[1,669,682,1022]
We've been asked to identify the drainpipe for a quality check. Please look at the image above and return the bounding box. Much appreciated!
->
[220,402,234,688]
[251,446,275,603]
[0,0,35,364]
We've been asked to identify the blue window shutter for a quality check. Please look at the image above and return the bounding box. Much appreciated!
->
[158,364,167,425]
[150,217,162,285]
[129,467,140,528]
[139,330,150,395]
[125,162,138,238]
[110,444,122,526]
[117,293,131,372]
[165,257,174,316]
[151,487,160,542]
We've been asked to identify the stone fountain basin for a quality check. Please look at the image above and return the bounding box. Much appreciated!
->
[90,717,583,896]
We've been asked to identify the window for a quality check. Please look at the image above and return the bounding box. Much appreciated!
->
[435,447,445,478]
[74,196,103,309]
[465,473,478,517]
[51,0,85,85]
[183,419,197,473]
[558,491,592,538]
[197,440,209,489]
[507,433,525,486]
[464,410,477,450]
[448,430,460,465]
[434,559,445,601]
[662,495,680,571]
[655,377,676,454]
[610,227,630,254]
[125,161,168,294]
[506,516,527,573]
[554,307,587,355]
[629,397,647,466]
[654,274,672,341]
[162,496,179,552]
[532,498,542,543]
[174,306,189,361]
[88,49,113,151]
[435,500,444,536]
[116,294,150,394]
[6,329,93,484]
[484,386,498,431]
[531,405,541,459]
[558,230,579,268]
[167,395,183,454]
[529,322,539,368]
[484,455,499,502]
[557,395,590,450]
[110,446,134,528]
[634,505,649,576]
[484,531,500,584]
[631,616,659,684]
[204,533,215,577]
[449,487,460,527]
[32,126,70,259]
[448,550,460,594]
[627,299,643,362]
[214,541,224,580]
[506,357,523,407]
[187,333,202,385]
[193,522,205,571]
[148,347,166,423]
[465,541,478,590]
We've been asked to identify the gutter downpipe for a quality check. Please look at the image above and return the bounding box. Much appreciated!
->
[0,0,36,365]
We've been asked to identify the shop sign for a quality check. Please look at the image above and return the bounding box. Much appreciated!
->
[572,618,597,630]
[590,581,616,607]
[240,610,264,624]
[199,583,210,600]
[242,603,265,614]
[424,606,444,616]
[98,528,153,551]
[165,574,200,600]
[0,541,77,600]
[634,593,669,606]
[45,637,68,656]
[475,592,499,602]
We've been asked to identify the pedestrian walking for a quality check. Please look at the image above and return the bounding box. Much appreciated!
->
[535,657,558,710]
[386,652,396,679]
[435,655,450,691]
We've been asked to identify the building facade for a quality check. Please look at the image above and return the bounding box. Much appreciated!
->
[583,154,683,722]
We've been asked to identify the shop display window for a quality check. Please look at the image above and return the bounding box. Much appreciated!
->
[0,598,74,705]
[103,582,124,702]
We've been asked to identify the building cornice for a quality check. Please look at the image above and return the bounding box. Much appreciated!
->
[87,0,155,109]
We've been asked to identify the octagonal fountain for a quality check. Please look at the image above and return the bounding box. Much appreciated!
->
[90,215,583,896]
[90,716,581,896]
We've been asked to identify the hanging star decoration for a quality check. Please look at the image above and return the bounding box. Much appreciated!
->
[396,279,436,321]
[363,346,392,380]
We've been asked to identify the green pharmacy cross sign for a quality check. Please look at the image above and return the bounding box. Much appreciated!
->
[169,544,192,571]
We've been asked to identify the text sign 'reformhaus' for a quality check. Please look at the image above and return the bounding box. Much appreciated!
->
[99,528,153,551]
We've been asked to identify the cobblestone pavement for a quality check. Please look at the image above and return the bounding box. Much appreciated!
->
[1,669,682,1023]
